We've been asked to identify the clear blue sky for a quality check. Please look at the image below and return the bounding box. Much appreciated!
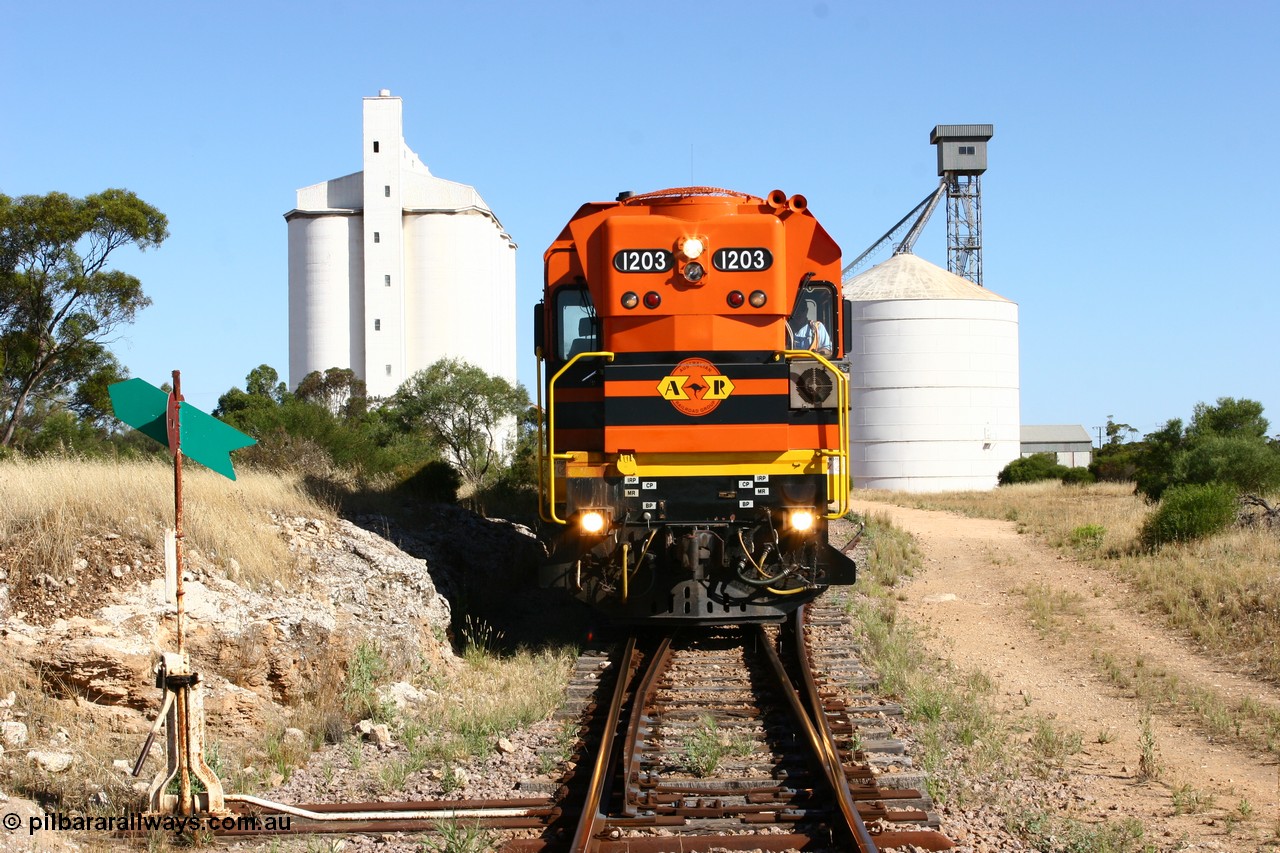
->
[4,1,1276,441]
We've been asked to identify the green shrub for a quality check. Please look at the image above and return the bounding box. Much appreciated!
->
[1140,482,1237,548]
[1060,466,1096,485]
[343,641,394,721]
[402,459,461,503]
[999,453,1068,486]
[1069,524,1106,550]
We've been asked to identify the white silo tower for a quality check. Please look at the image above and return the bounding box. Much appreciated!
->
[845,253,1019,492]
[286,90,517,398]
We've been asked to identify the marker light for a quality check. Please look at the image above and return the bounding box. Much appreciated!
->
[681,237,704,260]
[727,290,745,308]
[644,291,662,308]
[789,509,816,532]
[621,291,639,309]
[748,290,767,307]
[580,510,607,534]
[683,262,705,283]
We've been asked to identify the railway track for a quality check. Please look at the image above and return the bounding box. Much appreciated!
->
[216,597,953,851]
[517,600,952,852]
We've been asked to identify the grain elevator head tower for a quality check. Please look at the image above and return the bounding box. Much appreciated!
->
[930,124,993,286]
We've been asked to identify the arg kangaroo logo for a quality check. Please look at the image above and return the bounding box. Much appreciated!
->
[657,358,735,417]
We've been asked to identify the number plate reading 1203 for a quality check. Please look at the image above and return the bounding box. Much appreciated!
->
[712,247,773,272]
[613,249,673,273]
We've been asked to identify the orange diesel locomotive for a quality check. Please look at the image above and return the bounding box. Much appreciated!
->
[534,187,857,624]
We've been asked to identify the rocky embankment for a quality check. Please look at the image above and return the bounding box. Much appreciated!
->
[0,502,545,849]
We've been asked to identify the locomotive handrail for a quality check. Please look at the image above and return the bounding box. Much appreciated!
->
[540,350,616,525]
[535,354,550,524]
[777,349,850,519]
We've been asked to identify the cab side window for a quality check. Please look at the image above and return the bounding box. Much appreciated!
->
[787,284,836,357]
[556,286,598,361]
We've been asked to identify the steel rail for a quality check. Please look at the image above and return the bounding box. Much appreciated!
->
[569,633,639,852]
[792,605,954,852]
[507,833,850,853]
[116,795,556,838]
[225,794,548,823]
[619,634,674,818]
[124,616,958,850]
[757,616,880,853]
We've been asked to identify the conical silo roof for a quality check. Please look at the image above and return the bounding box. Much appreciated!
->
[844,252,1012,303]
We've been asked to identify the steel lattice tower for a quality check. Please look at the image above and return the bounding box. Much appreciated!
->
[930,125,993,286]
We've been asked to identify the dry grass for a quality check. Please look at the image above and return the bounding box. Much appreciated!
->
[860,481,1146,550]
[428,643,579,758]
[0,456,335,588]
[1111,530,1280,678]
[1018,581,1087,638]
[340,642,578,799]
[856,482,1280,682]
[845,508,1239,851]
[877,483,1280,759]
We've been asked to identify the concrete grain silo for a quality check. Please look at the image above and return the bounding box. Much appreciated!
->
[286,90,516,398]
[845,253,1019,492]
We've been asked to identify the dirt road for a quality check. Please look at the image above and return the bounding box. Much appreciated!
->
[859,500,1280,852]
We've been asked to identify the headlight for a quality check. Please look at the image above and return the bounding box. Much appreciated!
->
[579,510,608,534]
[788,509,815,532]
[683,261,705,283]
[680,237,704,260]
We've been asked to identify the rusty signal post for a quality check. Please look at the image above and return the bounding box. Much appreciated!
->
[109,370,256,816]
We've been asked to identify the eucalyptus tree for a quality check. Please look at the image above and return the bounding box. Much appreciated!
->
[391,358,529,494]
[0,189,168,446]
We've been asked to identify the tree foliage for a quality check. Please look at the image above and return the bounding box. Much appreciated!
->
[1177,434,1280,496]
[1131,398,1280,501]
[245,364,287,403]
[0,189,168,446]
[214,365,402,477]
[205,361,538,515]
[295,366,367,418]
[391,358,529,493]
[1103,414,1138,445]
[1132,418,1187,500]
[1189,397,1268,440]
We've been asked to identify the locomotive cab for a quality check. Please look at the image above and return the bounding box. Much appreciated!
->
[534,188,857,624]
